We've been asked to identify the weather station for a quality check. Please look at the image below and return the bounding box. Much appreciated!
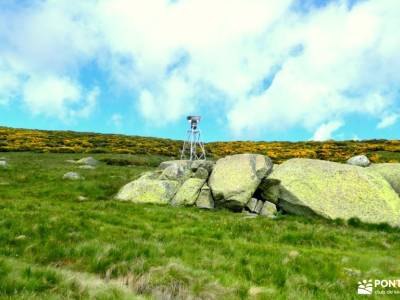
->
[180,115,206,161]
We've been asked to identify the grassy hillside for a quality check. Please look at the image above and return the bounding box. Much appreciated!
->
[1,126,400,163]
[1,152,399,299]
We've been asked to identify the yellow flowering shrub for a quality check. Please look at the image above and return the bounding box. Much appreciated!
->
[1,127,399,163]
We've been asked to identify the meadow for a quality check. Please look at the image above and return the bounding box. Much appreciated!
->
[1,152,400,299]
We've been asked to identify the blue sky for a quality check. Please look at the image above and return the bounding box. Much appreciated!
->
[0,0,399,142]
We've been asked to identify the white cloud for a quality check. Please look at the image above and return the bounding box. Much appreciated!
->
[228,0,400,136]
[23,77,79,117]
[0,59,21,105]
[22,76,98,121]
[74,86,99,118]
[0,2,101,75]
[0,1,100,120]
[312,120,344,141]
[0,0,399,135]
[377,114,399,129]
[138,75,194,124]
[110,113,123,127]
[0,70,19,105]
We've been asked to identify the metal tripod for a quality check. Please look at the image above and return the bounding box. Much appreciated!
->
[181,117,206,161]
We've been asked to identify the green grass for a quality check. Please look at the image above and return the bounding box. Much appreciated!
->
[373,151,400,162]
[1,153,400,299]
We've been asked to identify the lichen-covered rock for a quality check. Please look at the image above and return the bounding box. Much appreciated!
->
[66,159,77,164]
[77,196,88,201]
[158,160,214,177]
[347,155,370,167]
[78,165,96,170]
[190,160,215,172]
[246,198,258,212]
[270,158,400,226]
[246,198,264,214]
[254,200,264,214]
[260,202,277,218]
[368,163,400,195]
[171,178,206,206]
[76,157,99,166]
[209,154,273,210]
[139,171,162,181]
[159,160,190,170]
[193,167,209,179]
[159,164,185,180]
[196,185,214,209]
[256,178,281,204]
[115,179,179,204]
[63,172,83,180]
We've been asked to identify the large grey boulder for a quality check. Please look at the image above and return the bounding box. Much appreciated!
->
[270,158,400,226]
[209,154,273,210]
[171,178,205,206]
[76,157,99,166]
[115,176,180,204]
[347,155,370,167]
[368,163,400,194]
[196,185,214,209]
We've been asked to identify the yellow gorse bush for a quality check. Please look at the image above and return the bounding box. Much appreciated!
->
[1,127,399,163]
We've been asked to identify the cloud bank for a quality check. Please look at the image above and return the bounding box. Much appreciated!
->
[312,120,344,141]
[0,0,399,137]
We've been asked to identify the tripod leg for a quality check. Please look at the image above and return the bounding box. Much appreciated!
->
[190,130,195,161]
[196,130,206,160]
[182,128,206,161]
[181,130,191,160]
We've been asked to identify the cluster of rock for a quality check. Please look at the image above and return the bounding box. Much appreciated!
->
[115,154,279,218]
[63,157,99,180]
[116,153,400,226]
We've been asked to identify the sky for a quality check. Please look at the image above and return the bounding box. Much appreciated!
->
[0,0,399,142]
